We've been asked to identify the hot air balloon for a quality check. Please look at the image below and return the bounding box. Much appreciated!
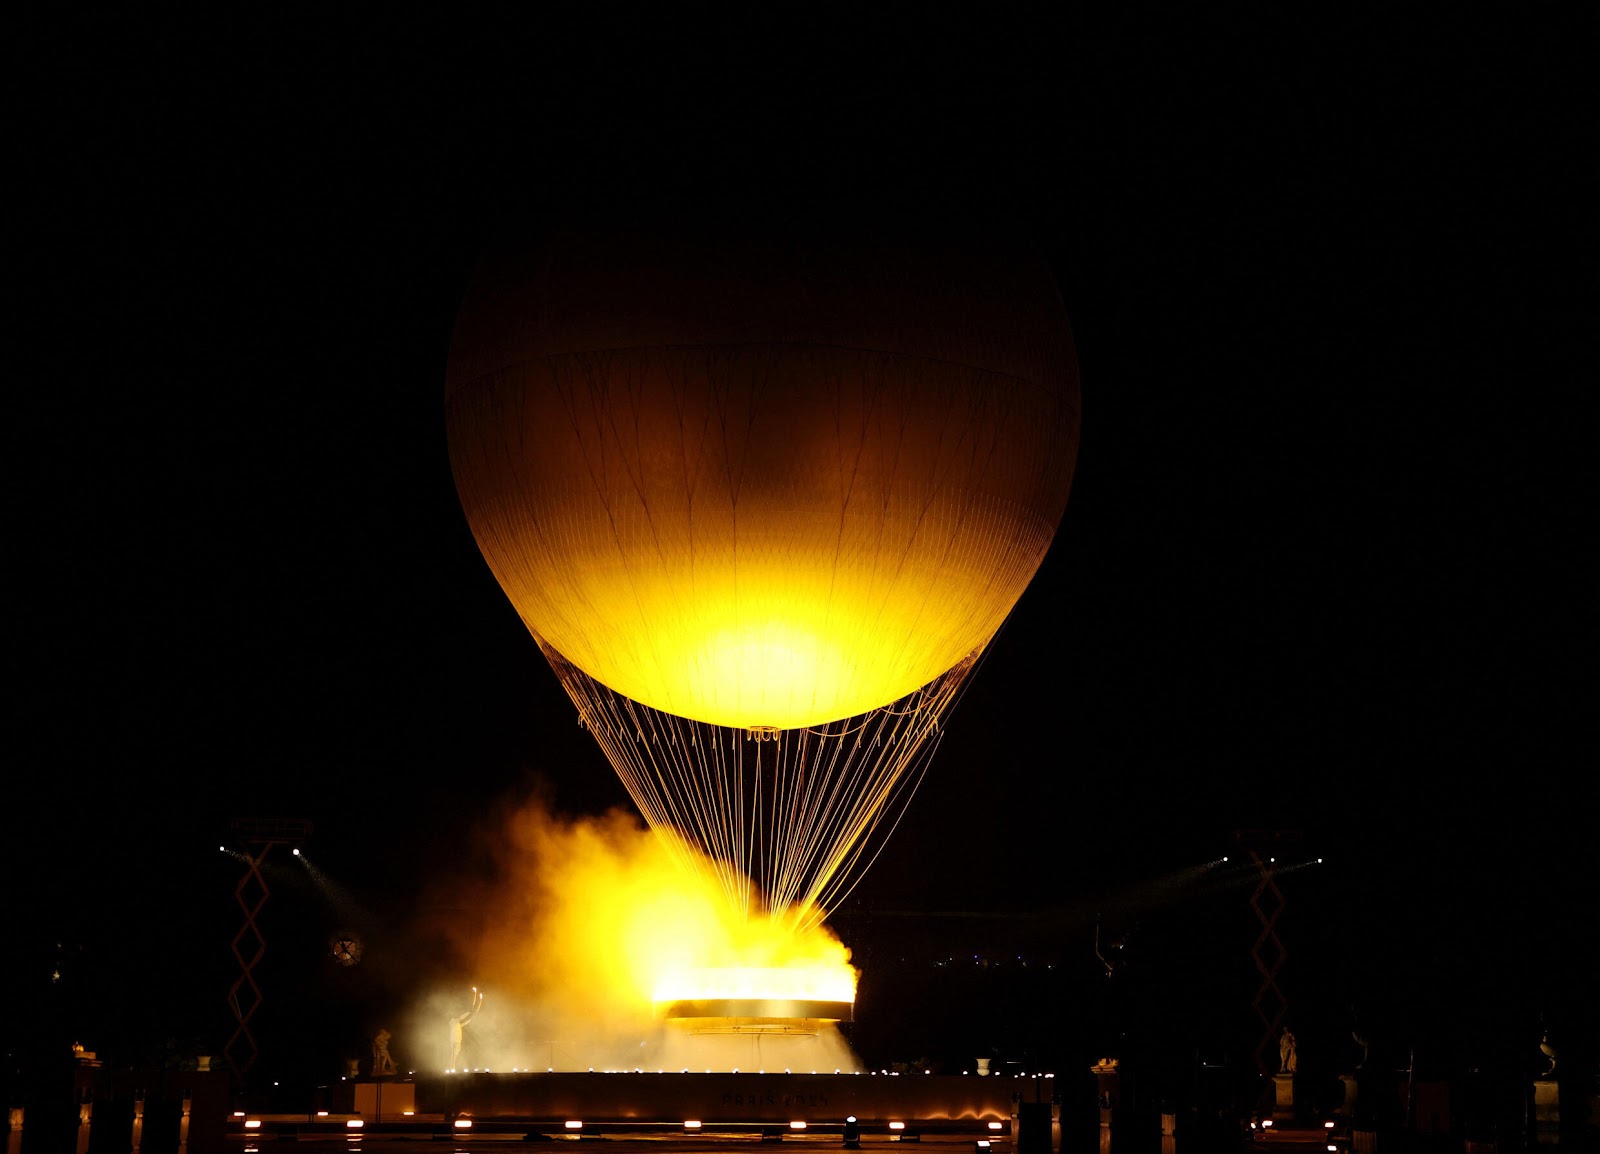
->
[445,224,1079,931]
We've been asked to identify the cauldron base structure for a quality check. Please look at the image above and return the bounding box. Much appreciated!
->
[432,1070,1017,1125]
[232,1071,1029,1142]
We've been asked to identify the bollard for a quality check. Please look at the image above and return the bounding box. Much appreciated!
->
[131,1090,145,1153]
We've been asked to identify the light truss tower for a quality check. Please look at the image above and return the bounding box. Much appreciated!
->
[1232,828,1302,1076]
[224,817,312,1078]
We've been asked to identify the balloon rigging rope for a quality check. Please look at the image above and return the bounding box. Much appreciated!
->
[543,642,984,936]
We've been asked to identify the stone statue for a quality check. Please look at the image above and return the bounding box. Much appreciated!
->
[448,986,484,1069]
[1539,1030,1557,1077]
[371,1028,396,1076]
[1279,1027,1297,1074]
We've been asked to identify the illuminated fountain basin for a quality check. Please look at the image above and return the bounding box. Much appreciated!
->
[655,964,855,1025]
[652,964,858,1074]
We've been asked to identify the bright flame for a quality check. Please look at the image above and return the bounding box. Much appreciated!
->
[654,964,855,1004]
[477,811,855,1011]
[402,793,862,1072]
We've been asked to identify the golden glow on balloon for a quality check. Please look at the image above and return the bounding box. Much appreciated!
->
[444,228,1079,927]
[446,230,1079,732]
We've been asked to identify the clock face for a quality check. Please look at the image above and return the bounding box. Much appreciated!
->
[330,933,363,966]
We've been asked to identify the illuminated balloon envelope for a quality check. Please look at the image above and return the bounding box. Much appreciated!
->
[446,226,1079,926]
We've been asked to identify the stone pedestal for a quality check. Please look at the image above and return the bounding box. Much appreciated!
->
[354,1080,415,1121]
[1014,1102,1052,1154]
[1272,1072,1294,1120]
[1532,1078,1559,1145]
[1091,1057,1118,1154]
[1337,1073,1359,1116]
[1091,1058,1119,1113]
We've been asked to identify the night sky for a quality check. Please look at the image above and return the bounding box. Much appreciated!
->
[9,5,1592,1092]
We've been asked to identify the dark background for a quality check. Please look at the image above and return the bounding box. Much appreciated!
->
[7,2,1592,1105]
